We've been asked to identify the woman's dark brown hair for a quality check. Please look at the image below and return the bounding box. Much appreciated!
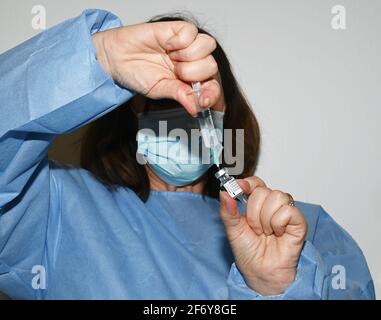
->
[81,14,261,202]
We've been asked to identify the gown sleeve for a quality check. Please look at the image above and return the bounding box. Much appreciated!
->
[0,9,134,299]
[227,205,375,300]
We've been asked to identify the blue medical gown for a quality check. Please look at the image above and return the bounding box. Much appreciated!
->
[0,9,375,300]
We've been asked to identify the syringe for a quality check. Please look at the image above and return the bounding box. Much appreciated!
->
[191,82,223,166]
[191,84,246,206]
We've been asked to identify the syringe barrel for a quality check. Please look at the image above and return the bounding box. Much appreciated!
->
[197,109,218,149]
[192,82,203,112]
[197,108,212,130]
[192,82,222,161]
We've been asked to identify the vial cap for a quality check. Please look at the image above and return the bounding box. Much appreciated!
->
[215,167,228,179]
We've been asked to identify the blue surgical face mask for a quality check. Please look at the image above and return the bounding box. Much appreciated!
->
[137,108,224,186]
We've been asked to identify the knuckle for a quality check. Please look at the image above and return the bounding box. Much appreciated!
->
[177,23,195,46]
[207,56,218,73]
[246,214,262,233]
[180,48,191,60]
[282,205,292,216]
[272,190,286,201]
[270,217,280,228]
[246,175,264,181]
[199,33,216,47]
[272,190,282,198]
[188,22,198,35]
[291,207,303,219]
[180,21,197,35]
[207,36,217,51]
[281,203,295,215]
[179,65,191,79]
[252,187,270,199]
[179,35,190,48]
[253,176,266,187]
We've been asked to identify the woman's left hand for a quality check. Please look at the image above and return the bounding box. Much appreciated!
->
[219,176,308,296]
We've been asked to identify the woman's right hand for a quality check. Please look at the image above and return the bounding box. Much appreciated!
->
[92,21,221,115]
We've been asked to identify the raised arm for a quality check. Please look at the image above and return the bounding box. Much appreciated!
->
[0,8,221,299]
[0,9,133,298]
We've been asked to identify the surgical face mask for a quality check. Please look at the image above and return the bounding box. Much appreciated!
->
[137,107,224,186]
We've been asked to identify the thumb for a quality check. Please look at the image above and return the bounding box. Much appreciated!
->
[219,191,242,229]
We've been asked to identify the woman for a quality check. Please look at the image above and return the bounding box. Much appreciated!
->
[0,9,375,299]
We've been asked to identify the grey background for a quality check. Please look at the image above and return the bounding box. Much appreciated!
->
[0,0,380,298]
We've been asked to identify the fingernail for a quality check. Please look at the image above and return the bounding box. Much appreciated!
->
[202,97,211,107]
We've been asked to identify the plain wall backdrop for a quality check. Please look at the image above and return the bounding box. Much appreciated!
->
[0,0,380,298]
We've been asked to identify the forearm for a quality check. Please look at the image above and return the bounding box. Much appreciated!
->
[0,9,134,208]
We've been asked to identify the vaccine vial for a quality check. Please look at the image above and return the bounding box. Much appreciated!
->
[215,168,248,204]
